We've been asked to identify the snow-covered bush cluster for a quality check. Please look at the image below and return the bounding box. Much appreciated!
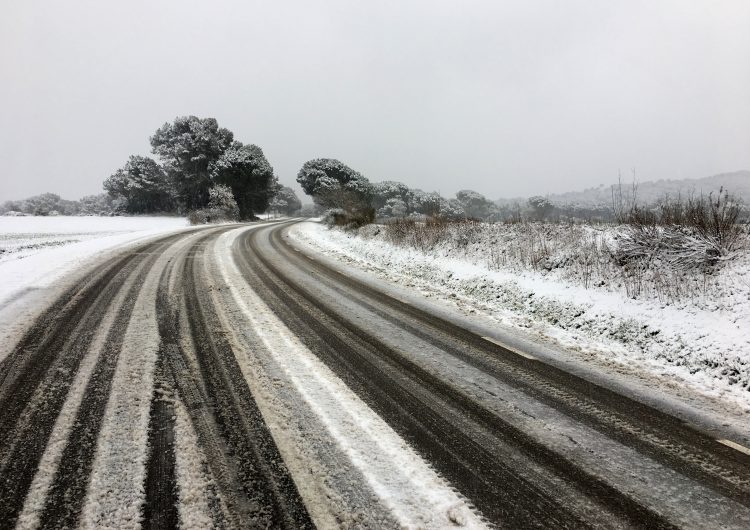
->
[378,218,748,306]
[187,184,240,225]
[1,192,119,217]
[613,188,744,272]
[371,181,478,221]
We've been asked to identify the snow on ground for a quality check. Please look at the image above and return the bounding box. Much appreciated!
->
[289,221,750,410]
[0,216,188,305]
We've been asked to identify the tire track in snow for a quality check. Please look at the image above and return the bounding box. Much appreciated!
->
[152,228,232,529]
[37,240,184,529]
[172,392,221,530]
[236,222,699,528]
[77,232,190,529]
[218,227,487,529]
[0,233,186,527]
[142,354,179,530]
[16,251,150,530]
[181,232,313,529]
[153,226,312,529]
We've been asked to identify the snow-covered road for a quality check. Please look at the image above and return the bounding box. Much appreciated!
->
[1,219,749,528]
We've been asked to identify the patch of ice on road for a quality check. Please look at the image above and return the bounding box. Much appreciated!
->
[216,227,487,529]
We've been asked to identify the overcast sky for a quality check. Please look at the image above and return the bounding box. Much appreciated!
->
[1,0,749,202]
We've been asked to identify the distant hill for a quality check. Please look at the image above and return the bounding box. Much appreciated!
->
[496,170,750,207]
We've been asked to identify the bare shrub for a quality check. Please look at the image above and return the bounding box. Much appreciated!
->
[616,188,742,270]
[383,217,484,251]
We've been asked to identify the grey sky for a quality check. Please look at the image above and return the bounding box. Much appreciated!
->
[1,0,749,202]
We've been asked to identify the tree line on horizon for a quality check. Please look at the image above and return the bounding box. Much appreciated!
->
[295,158,561,225]
[8,115,739,225]
[104,115,517,225]
[0,114,530,223]
[0,113,633,223]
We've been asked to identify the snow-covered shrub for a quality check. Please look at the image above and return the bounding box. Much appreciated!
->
[383,218,483,251]
[376,198,408,219]
[615,189,743,270]
[188,184,240,224]
[187,208,222,225]
[323,208,347,226]
[324,207,375,229]
[373,217,750,306]
[208,184,240,220]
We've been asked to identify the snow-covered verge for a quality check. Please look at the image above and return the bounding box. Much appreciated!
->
[289,221,750,410]
[0,216,190,365]
[0,216,188,305]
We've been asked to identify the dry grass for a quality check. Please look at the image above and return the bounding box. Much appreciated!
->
[380,215,748,305]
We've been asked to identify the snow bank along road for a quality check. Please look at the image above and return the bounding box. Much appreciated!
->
[1,220,749,529]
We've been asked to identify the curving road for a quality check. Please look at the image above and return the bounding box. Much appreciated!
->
[0,220,749,529]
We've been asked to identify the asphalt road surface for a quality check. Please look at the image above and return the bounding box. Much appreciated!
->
[1,220,749,529]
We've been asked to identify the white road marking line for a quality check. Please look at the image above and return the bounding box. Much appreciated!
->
[481,336,537,360]
[717,439,750,456]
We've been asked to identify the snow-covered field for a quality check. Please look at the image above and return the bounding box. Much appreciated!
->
[289,221,750,410]
[0,216,188,306]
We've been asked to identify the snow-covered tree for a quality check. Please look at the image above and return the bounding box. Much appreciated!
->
[296,158,373,213]
[268,185,302,215]
[411,190,443,216]
[78,193,118,215]
[445,198,466,219]
[207,183,240,220]
[210,142,277,219]
[527,195,554,220]
[455,189,494,219]
[372,181,413,210]
[103,156,175,213]
[1,193,116,216]
[410,189,465,219]
[150,116,234,210]
[3,193,71,216]
[378,197,408,218]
